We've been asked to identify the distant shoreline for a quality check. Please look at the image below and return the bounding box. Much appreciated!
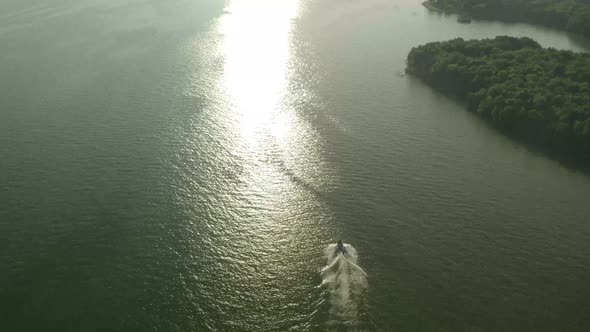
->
[420,0,590,39]
[421,0,442,13]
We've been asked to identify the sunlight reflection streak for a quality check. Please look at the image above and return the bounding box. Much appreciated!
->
[218,0,299,151]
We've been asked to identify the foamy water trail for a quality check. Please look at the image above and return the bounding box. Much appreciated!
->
[320,243,368,329]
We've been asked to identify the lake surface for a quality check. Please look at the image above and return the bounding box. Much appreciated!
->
[2,0,590,330]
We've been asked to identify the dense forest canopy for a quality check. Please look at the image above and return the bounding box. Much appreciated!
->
[428,0,590,37]
[407,36,590,166]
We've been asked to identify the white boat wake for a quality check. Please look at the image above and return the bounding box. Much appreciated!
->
[320,243,368,328]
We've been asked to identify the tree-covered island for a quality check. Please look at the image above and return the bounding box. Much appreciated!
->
[407,36,590,167]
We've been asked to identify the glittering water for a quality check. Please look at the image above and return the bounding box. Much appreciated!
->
[2,0,590,331]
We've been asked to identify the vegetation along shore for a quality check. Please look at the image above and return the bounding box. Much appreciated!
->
[407,36,590,168]
[422,0,590,38]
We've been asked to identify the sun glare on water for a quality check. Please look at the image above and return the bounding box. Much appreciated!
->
[218,0,300,151]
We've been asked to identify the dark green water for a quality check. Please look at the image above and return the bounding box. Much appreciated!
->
[2,0,590,330]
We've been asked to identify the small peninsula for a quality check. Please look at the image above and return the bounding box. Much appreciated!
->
[407,36,590,166]
[422,0,590,38]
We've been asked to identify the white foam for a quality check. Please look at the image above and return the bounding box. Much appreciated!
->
[320,243,368,327]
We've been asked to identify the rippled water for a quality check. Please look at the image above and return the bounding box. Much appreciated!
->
[2,0,590,330]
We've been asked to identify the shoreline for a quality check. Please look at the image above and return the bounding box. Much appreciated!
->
[406,37,590,172]
[420,0,590,39]
[421,0,443,13]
